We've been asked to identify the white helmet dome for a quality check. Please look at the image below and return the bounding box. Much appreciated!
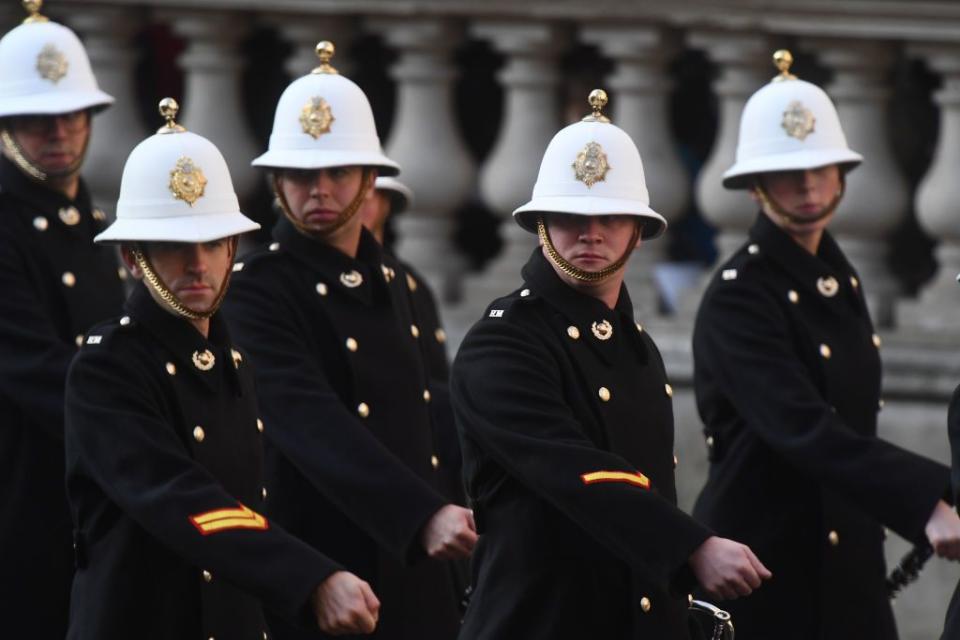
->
[513,90,666,240]
[252,41,398,175]
[723,49,862,190]
[374,176,413,214]
[96,99,260,244]
[0,1,113,117]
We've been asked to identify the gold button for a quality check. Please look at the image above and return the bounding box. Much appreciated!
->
[406,272,417,291]
[316,282,328,296]
[665,383,673,398]
[232,262,244,272]
[117,267,128,281]
[520,288,530,297]
[261,487,268,500]
[635,322,644,333]
[165,362,176,376]
[640,596,651,613]
[357,402,370,418]
[850,275,859,289]
[257,418,264,433]
[345,337,358,352]
[75,334,83,347]
[410,324,420,338]
[93,208,107,222]
[673,454,678,468]
[567,326,580,340]
[598,387,611,402]
[748,243,759,255]
[828,530,839,546]
[430,455,439,469]
[872,333,881,348]
[231,349,243,368]
[62,271,76,287]
[422,389,431,403]
[706,435,715,448]
[878,398,885,410]
[263,633,268,640]
[33,216,48,231]
[819,344,831,359]
[269,242,280,251]
[788,290,799,304]
[193,426,205,443]
[435,328,446,344]
[120,316,131,326]
[381,265,393,282]
[688,594,694,605]
[202,570,212,583]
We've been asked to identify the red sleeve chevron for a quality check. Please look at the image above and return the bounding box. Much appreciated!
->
[580,470,651,490]
[189,503,269,536]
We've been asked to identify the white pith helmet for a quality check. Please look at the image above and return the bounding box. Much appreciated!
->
[0,0,113,117]
[375,176,413,214]
[513,89,667,240]
[95,98,260,244]
[722,49,862,190]
[252,40,398,175]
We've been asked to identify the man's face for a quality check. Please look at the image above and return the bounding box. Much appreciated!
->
[9,110,90,175]
[124,239,235,315]
[752,164,842,237]
[542,213,640,277]
[276,166,374,241]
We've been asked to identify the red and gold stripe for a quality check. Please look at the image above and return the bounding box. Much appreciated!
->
[189,503,269,536]
[581,470,651,490]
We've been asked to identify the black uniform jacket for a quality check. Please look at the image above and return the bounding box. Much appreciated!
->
[941,391,960,640]
[224,219,460,640]
[0,156,124,638]
[452,249,713,640]
[692,213,949,640]
[65,286,340,640]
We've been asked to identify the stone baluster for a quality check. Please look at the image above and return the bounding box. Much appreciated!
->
[367,18,476,302]
[899,44,960,330]
[170,11,261,202]
[68,7,146,213]
[583,25,689,319]
[464,21,565,305]
[808,39,905,327]
[272,17,356,79]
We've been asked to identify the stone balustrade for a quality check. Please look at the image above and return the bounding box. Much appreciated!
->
[11,1,960,635]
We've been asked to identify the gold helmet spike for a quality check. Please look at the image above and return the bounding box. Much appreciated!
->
[22,0,48,24]
[156,97,187,134]
[311,40,339,75]
[581,89,611,124]
[772,49,798,83]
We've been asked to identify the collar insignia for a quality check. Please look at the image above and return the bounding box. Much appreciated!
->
[36,43,68,83]
[340,270,363,288]
[782,101,816,141]
[300,96,334,139]
[169,157,207,206]
[591,319,613,341]
[58,206,80,226]
[816,276,839,297]
[192,349,216,371]
[572,141,610,188]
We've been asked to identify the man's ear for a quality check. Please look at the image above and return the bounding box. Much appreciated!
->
[120,244,143,280]
[363,169,378,200]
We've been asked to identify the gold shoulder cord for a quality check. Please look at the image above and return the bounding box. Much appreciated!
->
[537,215,639,283]
[272,167,372,240]
[753,174,845,227]
[132,239,236,321]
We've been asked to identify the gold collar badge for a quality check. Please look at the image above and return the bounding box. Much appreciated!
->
[340,270,363,288]
[36,43,67,83]
[573,141,610,188]
[817,276,839,297]
[782,100,815,141]
[591,319,613,341]
[169,157,207,206]
[300,96,334,139]
[192,349,215,371]
[58,206,80,226]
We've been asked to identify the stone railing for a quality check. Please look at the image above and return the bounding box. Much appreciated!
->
[12,1,960,635]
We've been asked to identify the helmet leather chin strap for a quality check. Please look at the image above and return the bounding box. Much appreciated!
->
[273,168,372,240]
[753,174,846,226]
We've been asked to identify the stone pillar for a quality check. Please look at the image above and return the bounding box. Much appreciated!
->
[271,17,356,79]
[68,7,146,213]
[809,39,906,327]
[899,45,960,331]
[368,18,476,302]
[465,21,565,305]
[170,11,261,202]
[688,31,770,262]
[583,25,689,319]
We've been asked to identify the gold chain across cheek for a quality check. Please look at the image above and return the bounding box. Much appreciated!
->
[273,168,371,240]
[132,242,234,321]
[1,125,88,183]
[536,216,637,283]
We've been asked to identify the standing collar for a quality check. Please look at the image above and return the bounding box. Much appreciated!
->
[0,154,92,215]
[749,211,854,284]
[125,285,233,391]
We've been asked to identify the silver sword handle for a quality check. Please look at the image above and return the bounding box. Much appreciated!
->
[689,599,735,640]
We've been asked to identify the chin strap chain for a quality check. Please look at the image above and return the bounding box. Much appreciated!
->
[536,215,638,283]
[0,125,88,184]
[753,174,845,227]
[273,168,372,240]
